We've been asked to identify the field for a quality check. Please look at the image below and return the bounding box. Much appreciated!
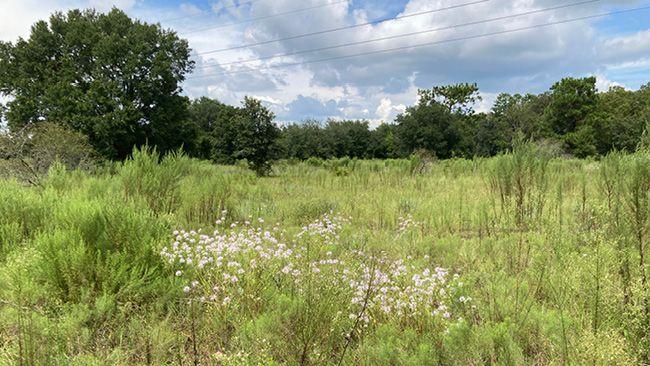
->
[1,146,649,365]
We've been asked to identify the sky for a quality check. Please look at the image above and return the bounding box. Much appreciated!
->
[1,0,650,125]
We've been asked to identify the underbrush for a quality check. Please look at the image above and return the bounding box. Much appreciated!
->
[0,147,648,364]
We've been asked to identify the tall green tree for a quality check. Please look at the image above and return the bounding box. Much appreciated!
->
[543,77,598,157]
[395,88,460,159]
[324,120,372,158]
[0,8,195,159]
[280,121,332,160]
[585,86,647,154]
[232,97,280,175]
[189,97,238,161]
[420,83,482,115]
[369,123,398,159]
[545,77,598,135]
[490,93,549,150]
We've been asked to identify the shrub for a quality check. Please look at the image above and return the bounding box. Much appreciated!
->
[487,141,551,226]
[119,146,191,214]
[0,122,96,184]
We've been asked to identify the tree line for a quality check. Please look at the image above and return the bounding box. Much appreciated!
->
[1,9,649,175]
[192,78,650,166]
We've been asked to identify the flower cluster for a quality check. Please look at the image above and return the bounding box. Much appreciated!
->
[344,255,467,324]
[397,214,422,235]
[160,211,293,305]
[161,212,471,326]
[297,212,349,245]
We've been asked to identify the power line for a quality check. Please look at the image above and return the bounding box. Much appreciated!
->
[195,0,491,56]
[185,5,650,80]
[198,0,599,69]
[182,0,350,35]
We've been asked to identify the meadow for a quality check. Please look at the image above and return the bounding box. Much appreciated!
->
[1,145,649,365]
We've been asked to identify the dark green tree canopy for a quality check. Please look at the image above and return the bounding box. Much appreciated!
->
[395,89,460,159]
[232,97,280,175]
[189,97,239,160]
[419,83,482,115]
[185,96,279,175]
[545,76,598,135]
[0,8,195,159]
[280,121,332,160]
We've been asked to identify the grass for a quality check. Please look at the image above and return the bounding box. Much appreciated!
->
[0,146,648,365]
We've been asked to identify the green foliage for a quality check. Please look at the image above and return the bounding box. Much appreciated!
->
[187,96,279,176]
[487,141,551,226]
[0,8,195,160]
[0,153,648,363]
[420,82,482,114]
[278,120,397,161]
[395,90,461,159]
[119,145,191,214]
[279,120,331,160]
[188,96,240,161]
[232,97,280,176]
[0,122,96,184]
[638,120,650,152]
[490,93,549,148]
[546,76,598,135]
[325,119,373,158]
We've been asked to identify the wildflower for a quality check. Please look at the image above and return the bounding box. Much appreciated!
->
[175,270,182,277]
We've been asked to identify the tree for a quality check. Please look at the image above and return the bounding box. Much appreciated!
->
[0,122,96,183]
[545,77,598,136]
[585,86,647,154]
[232,97,280,176]
[324,120,372,158]
[0,8,195,159]
[189,97,239,161]
[395,89,461,159]
[369,123,398,159]
[279,121,332,160]
[491,93,548,147]
[419,83,482,115]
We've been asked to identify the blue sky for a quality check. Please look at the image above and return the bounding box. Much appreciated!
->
[2,0,650,124]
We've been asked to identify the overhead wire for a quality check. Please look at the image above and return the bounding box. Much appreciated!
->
[197,0,600,69]
[195,0,491,56]
[185,4,650,80]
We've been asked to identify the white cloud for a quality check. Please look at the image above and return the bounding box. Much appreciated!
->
[474,92,498,114]
[182,0,650,121]
[595,74,627,92]
[602,29,650,64]
[87,0,135,11]
[0,0,64,41]
[376,98,406,123]
[0,0,141,42]
[179,3,202,16]
[2,0,650,122]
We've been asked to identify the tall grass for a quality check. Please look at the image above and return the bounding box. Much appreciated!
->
[0,145,648,364]
[487,142,551,228]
